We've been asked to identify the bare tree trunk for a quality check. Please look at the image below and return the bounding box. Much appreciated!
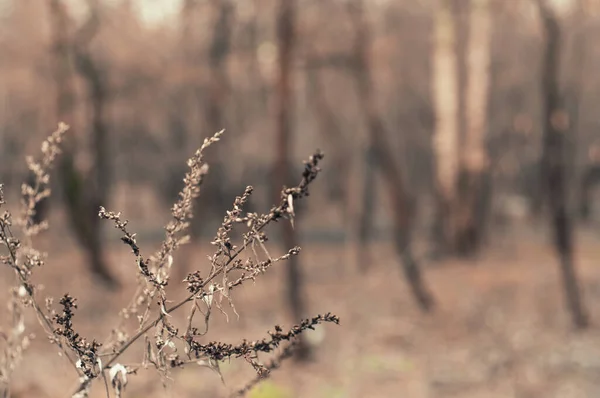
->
[46,0,75,228]
[48,0,75,137]
[455,0,492,256]
[274,0,309,360]
[568,0,587,221]
[431,0,459,258]
[74,7,116,286]
[189,0,234,240]
[349,0,435,312]
[167,0,198,281]
[431,0,491,258]
[453,0,470,255]
[356,147,376,269]
[48,0,118,288]
[242,6,270,126]
[537,0,588,329]
[206,0,232,135]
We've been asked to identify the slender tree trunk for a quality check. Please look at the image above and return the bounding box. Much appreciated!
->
[455,0,492,256]
[205,0,233,195]
[168,0,197,281]
[274,0,309,360]
[453,0,471,255]
[74,6,118,287]
[349,0,435,312]
[206,0,232,135]
[537,0,588,329]
[48,0,75,136]
[569,0,587,221]
[244,7,270,123]
[48,0,75,230]
[431,0,491,258]
[357,147,376,268]
[431,0,459,258]
[48,0,118,288]
[189,0,234,240]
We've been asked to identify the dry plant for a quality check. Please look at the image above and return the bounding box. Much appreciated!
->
[0,123,339,398]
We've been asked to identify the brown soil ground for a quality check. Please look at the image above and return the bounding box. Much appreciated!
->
[5,220,600,398]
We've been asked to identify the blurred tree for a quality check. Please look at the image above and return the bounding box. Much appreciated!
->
[48,0,119,288]
[432,0,492,258]
[191,0,235,239]
[206,0,233,137]
[537,0,588,329]
[567,0,592,220]
[455,0,493,255]
[347,0,435,312]
[274,0,310,360]
[431,0,460,259]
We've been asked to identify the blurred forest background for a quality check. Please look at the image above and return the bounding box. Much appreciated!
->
[3,0,600,397]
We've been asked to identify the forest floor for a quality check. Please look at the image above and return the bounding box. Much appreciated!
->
[5,220,600,398]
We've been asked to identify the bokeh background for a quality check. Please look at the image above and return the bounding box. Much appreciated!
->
[2,0,600,397]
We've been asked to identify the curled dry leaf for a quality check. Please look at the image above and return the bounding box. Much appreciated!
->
[109,363,128,398]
